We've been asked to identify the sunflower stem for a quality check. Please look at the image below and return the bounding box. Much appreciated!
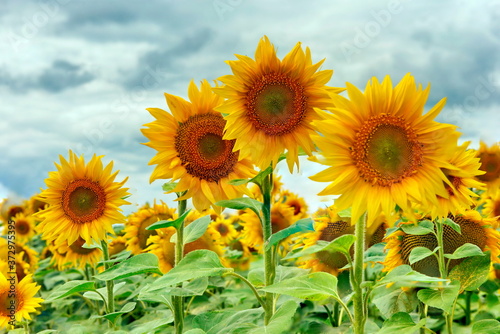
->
[435,217,454,333]
[173,196,187,334]
[262,170,275,325]
[352,212,366,334]
[100,240,115,324]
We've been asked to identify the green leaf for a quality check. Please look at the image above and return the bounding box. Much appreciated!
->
[337,207,351,218]
[266,218,314,251]
[372,285,419,318]
[449,254,491,293]
[83,282,127,302]
[443,218,461,234]
[228,178,249,186]
[401,220,434,235]
[260,272,339,303]
[139,277,209,302]
[193,309,264,334]
[472,319,500,334]
[94,253,162,281]
[322,234,356,257]
[248,300,298,334]
[94,302,136,323]
[128,311,174,334]
[45,280,95,302]
[282,241,329,260]
[376,265,447,288]
[417,283,460,313]
[147,209,191,231]
[249,166,273,187]
[377,312,425,334]
[248,265,309,287]
[144,250,233,292]
[184,330,207,334]
[444,243,484,260]
[409,247,436,265]
[162,182,178,192]
[215,197,263,218]
[183,215,211,244]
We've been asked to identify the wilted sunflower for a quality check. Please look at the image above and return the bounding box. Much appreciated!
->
[124,201,176,255]
[142,80,256,212]
[215,36,343,171]
[383,211,500,277]
[427,141,485,217]
[7,213,36,243]
[310,74,459,224]
[240,201,296,252]
[51,237,103,270]
[476,141,500,185]
[0,273,43,329]
[35,151,130,246]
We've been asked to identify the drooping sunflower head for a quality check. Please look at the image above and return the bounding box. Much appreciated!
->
[124,200,176,255]
[28,194,48,215]
[35,151,130,247]
[0,199,24,224]
[8,212,37,242]
[310,74,460,225]
[0,273,43,329]
[383,211,500,276]
[427,141,485,217]
[142,80,256,212]
[215,36,344,172]
[476,141,500,185]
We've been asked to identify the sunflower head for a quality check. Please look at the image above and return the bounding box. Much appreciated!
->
[142,80,256,212]
[35,151,129,247]
[476,141,500,185]
[481,186,500,223]
[215,36,344,172]
[51,237,103,270]
[310,74,460,224]
[8,213,36,243]
[210,218,238,246]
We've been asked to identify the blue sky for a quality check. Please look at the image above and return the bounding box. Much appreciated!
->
[1,0,499,213]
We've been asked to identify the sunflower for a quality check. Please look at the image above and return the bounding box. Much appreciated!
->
[476,141,500,185]
[0,239,38,275]
[279,190,308,219]
[250,175,284,202]
[6,213,36,243]
[0,200,24,224]
[427,141,485,217]
[108,235,128,257]
[224,237,254,271]
[240,201,296,252]
[383,211,500,277]
[35,151,129,247]
[0,273,43,329]
[27,195,48,215]
[51,237,103,270]
[142,80,256,213]
[210,217,238,246]
[124,201,176,255]
[0,255,31,282]
[297,206,353,275]
[481,186,500,222]
[214,36,343,172]
[310,74,460,225]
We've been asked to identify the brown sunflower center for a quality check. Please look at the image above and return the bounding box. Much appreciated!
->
[353,114,423,187]
[62,179,106,224]
[0,288,22,316]
[478,153,500,182]
[137,215,161,250]
[15,220,30,235]
[69,237,98,255]
[8,206,23,220]
[319,220,352,242]
[175,113,238,182]
[216,223,229,236]
[271,208,293,233]
[246,73,307,136]
[494,201,500,217]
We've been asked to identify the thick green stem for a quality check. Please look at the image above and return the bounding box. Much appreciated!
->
[226,272,266,309]
[101,240,115,315]
[353,213,366,334]
[173,197,187,334]
[435,218,453,333]
[262,171,276,325]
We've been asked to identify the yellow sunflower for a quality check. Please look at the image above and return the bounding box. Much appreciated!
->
[27,195,48,215]
[250,175,284,201]
[214,36,344,172]
[278,190,308,219]
[0,273,43,329]
[51,237,103,270]
[0,239,38,275]
[0,255,31,282]
[0,200,24,224]
[240,201,296,252]
[383,210,500,277]
[210,217,238,246]
[124,201,176,255]
[476,141,500,186]
[142,80,256,213]
[35,151,130,246]
[481,186,500,222]
[224,237,254,271]
[108,235,128,257]
[6,213,36,243]
[427,141,485,217]
[297,206,353,275]
[310,74,460,225]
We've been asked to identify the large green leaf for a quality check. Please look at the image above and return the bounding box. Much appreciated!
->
[192,308,264,334]
[94,253,162,281]
[183,215,211,244]
[444,243,484,260]
[409,247,436,265]
[146,208,191,231]
[449,254,491,293]
[417,283,460,313]
[83,282,127,302]
[377,312,426,334]
[443,218,461,234]
[376,265,447,288]
[372,285,419,318]
[322,234,356,257]
[266,218,314,251]
[401,220,434,235]
[260,272,339,303]
[45,280,95,302]
[215,197,263,217]
[248,300,298,334]
[472,319,500,334]
[144,250,233,292]
[247,265,309,287]
[139,277,209,302]
[94,302,136,323]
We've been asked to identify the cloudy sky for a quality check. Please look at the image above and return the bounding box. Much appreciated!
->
[1,0,499,214]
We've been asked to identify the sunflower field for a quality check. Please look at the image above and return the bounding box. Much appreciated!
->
[2,36,500,334]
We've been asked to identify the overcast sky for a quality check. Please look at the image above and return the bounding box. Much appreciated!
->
[1,0,499,214]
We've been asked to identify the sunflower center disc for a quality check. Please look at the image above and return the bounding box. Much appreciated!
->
[63,179,106,224]
[16,220,29,235]
[175,113,238,182]
[353,114,423,187]
[216,223,229,236]
[69,237,96,255]
[247,73,307,136]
